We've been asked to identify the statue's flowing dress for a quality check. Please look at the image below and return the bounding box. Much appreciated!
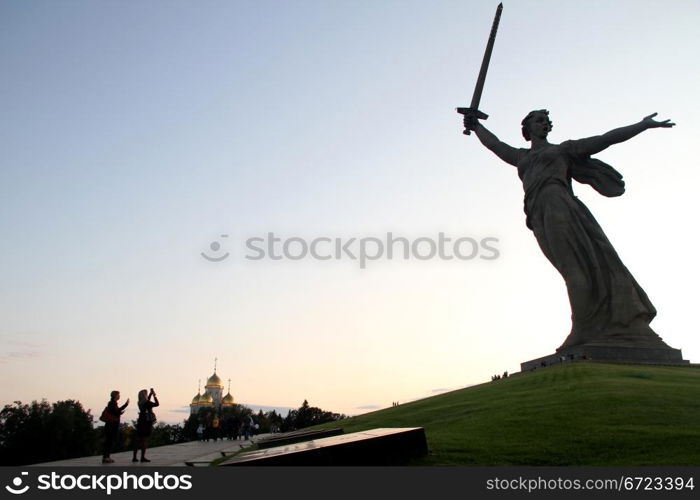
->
[515,139,666,349]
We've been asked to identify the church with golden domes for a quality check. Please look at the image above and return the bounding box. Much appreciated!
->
[189,360,236,414]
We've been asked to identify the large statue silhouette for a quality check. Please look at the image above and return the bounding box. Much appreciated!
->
[463,110,675,350]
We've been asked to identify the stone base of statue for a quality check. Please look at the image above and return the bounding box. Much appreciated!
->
[521,338,688,372]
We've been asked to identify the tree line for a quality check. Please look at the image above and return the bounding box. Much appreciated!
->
[183,399,346,440]
[0,398,346,466]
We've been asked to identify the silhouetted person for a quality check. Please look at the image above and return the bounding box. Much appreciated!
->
[132,388,159,463]
[225,416,236,440]
[204,415,212,442]
[212,414,220,441]
[242,415,254,440]
[102,390,129,464]
[463,110,674,349]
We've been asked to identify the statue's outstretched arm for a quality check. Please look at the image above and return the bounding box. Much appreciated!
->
[465,116,519,166]
[574,113,675,156]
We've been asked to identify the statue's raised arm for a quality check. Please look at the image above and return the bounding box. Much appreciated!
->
[568,112,675,157]
[463,113,520,166]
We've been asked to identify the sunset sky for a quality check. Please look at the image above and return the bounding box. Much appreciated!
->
[1,0,699,424]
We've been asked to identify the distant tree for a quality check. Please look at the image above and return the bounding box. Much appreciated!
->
[46,400,96,461]
[183,405,252,441]
[149,423,186,447]
[183,414,200,441]
[254,409,284,433]
[0,401,42,465]
[281,400,346,432]
[282,408,296,432]
[0,399,97,466]
[295,399,314,428]
[266,409,284,433]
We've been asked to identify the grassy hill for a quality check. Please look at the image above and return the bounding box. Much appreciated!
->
[318,362,700,465]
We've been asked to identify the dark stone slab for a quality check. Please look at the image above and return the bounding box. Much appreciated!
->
[219,428,428,466]
[256,428,344,449]
[521,344,689,372]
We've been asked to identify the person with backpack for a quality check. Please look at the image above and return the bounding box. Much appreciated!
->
[101,390,129,464]
[132,388,159,463]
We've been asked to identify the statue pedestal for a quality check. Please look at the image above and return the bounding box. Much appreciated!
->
[521,343,688,372]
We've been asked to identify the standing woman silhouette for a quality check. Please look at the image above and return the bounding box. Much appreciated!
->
[132,388,159,463]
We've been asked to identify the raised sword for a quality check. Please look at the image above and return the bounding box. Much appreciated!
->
[457,3,503,135]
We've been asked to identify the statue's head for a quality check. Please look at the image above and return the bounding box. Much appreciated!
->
[521,109,553,141]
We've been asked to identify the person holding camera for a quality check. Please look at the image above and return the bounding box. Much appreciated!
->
[132,388,159,463]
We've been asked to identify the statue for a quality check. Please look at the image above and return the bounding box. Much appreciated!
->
[458,5,686,365]
[463,109,674,350]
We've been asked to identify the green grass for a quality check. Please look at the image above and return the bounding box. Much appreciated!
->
[315,363,700,465]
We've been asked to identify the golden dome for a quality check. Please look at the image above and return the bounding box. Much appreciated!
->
[190,393,201,405]
[205,372,223,388]
[222,392,235,406]
[198,392,213,405]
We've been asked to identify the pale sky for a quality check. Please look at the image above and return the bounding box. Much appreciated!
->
[1,0,699,424]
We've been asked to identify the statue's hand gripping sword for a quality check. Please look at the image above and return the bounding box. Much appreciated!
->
[457,3,503,135]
